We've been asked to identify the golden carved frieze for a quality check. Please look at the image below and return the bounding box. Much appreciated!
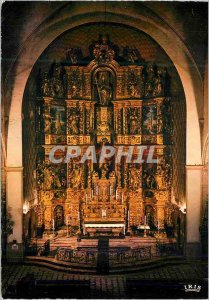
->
[67,135,91,145]
[116,135,141,145]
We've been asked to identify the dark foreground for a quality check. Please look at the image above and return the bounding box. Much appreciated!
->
[2,260,208,299]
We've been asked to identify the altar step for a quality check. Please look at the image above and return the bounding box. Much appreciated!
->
[49,236,78,251]
[24,255,185,275]
[33,236,176,255]
[49,237,99,251]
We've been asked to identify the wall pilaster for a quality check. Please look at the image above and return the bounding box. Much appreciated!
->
[185,165,203,257]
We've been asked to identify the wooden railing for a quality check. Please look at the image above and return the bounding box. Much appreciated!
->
[109,246,152,266]
[56,248,98,265]
[56,246,153,266]
[156,242,180,256]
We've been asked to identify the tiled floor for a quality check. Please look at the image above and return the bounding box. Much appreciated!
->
[2,261,207,298]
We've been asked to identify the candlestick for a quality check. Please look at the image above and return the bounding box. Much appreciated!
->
[52,219,55,236]
[66,216,69,237]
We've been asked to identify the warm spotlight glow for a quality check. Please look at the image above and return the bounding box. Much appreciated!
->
[23,201,29,214]
[179,203,186,214]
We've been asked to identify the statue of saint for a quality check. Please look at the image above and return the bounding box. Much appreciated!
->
[44,114,51,133]
[70,166,82,189]
[54,113,62,134]
[43,167,53,190]
[129,109,138,134]
[95,72,112,105]
[157,115,163,133]
[145,65,155,97]
[41,73,51,96]
[154,70,164,96]
[69,112,79,135]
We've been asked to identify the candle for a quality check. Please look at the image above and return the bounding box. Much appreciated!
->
[85,193,88,205]
[66,216,68,226]
[122,193,124,204]
[52,219,55,230]
[116,190,118,199]
[157,220,160,230]
[144,216,147,225]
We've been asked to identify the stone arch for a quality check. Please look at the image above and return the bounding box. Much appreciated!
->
[5,3,202,245]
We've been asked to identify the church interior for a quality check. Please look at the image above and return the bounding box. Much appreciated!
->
[1,2,208,299]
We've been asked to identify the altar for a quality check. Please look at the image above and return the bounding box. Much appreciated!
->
[84,223,125,237]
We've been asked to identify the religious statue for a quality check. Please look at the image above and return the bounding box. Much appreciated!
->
[155,174,165,190]
[54,175,62,189]
[129,165,142,190]
[44,114,51,133]
[71,85,78,98]
[129,109,138,134]
[69,166,82,189]
[54,206,64,229]
[69,112,79,135]
[123,46,144,64]
[90,34,117,63]
[143,167,157,190]
[54,112,62,134]
[129,168,137,189]
[51,64,64,98]
[153,70,164,96]
[127,71,138,97]
[66,47,83,65]
[68,69,82,98]
[95,72,112,105]
[157,114,163,133]
[41,72,51,96]
[145,65,155,97]
[43,167,53,190]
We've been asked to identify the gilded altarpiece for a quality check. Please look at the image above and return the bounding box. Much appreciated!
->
[35,36,173,236]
